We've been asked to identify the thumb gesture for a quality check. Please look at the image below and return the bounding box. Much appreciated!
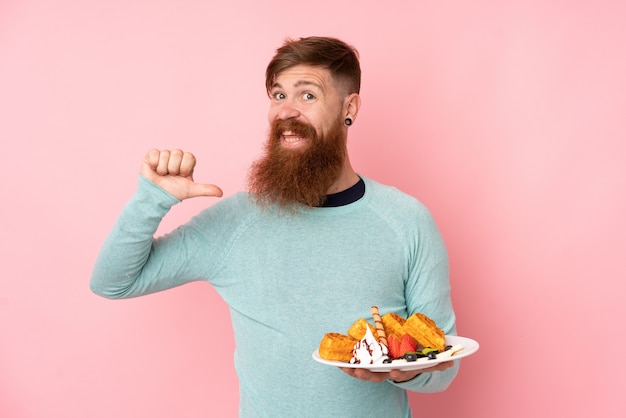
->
[140,149,223,201]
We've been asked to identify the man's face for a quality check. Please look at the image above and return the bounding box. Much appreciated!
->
[247,65,349,208]
[267,64,346,147]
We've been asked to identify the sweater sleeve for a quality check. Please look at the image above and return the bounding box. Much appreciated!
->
[389,202,460,392]
[90,175,188,298]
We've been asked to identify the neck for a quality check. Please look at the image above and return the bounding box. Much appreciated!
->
[326,158,359,194]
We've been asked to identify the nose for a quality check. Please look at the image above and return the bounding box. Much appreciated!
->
[275,99,301,121]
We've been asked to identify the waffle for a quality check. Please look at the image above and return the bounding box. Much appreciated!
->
[403,313,446,351]
[318,332,358,362]
[381,312,406,341]
[347,317,377,341]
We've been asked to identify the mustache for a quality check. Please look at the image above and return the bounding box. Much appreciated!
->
[270,119,317,139]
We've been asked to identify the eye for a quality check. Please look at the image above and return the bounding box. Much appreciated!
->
[272,92,286,100]
[303,92,315,101]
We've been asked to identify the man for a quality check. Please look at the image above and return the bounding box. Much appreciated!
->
[91,36,458,417]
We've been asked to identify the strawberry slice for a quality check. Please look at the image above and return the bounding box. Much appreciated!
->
[399,333,417,355]
[387,335,402,359]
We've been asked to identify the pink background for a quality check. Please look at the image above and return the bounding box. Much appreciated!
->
[1,1,625,417]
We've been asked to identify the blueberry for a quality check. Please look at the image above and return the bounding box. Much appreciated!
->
[427,352,437,360]
[404,353,418,362]
[383,358,393,364]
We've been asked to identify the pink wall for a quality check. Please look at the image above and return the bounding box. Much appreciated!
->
[2,1,625,417]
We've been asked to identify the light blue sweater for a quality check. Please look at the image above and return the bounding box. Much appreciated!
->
[91,175,459,417]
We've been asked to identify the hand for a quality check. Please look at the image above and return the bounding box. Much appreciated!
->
[339,359,454,383]
[140,149,223,201]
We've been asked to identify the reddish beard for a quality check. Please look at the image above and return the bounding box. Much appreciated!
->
[248,117,347,208]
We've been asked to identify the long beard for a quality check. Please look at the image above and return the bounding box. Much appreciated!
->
[248,117,347,209]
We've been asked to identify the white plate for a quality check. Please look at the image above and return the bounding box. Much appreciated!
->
[312,335,479,372]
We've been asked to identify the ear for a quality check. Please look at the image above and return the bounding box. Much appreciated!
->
[343,93,361,122]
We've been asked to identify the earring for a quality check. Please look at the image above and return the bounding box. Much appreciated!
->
[344,117,353,126]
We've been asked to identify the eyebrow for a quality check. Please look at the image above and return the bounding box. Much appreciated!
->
[270,80,324,91]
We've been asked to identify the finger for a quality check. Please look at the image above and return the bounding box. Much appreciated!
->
[339,367,356,377]
[143,149,161,170]
[156,150,171,176]
[188,183,224,198]
[167,149,184,176]
[339,367,390,383]
[352,369,390,383]
[388,369,422,382]
[178,151,197,178]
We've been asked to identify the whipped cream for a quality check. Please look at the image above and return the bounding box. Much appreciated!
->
[350,327,389,365]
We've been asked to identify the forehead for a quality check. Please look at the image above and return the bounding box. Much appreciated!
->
[271,65,336,92]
